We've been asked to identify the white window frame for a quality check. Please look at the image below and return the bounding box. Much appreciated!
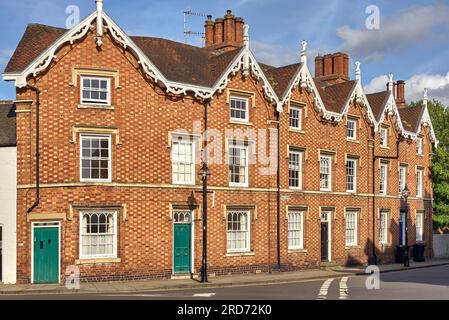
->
[416,168,423,198]
[289,105,302,130]
[79,211,118,260]
[346,158,357,193]
[226,209,251,253]
[288,210,304,250]
[345,210,358,246]
[171,135,195,185]
[379,162,388,195]
[80,76,111,106]
[399,165,407,193]
[320,155,332,191]
[80,134,112,183]
[379,211,388,244]
[416,138,423,155]
[228,144,249,187]
[380,127,388,147]
[416,211,424,242]
[229,95,249,123]
[289,149,303,190]
[346,119,357,140]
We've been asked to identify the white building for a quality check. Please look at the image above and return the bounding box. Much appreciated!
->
[0,101,17,284]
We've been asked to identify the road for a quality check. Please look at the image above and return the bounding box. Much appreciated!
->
[2,264,449,300]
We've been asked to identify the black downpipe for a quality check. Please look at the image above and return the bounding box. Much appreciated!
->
[27,85,41,214]
[371,127,378,265]
[200,99,209,283]
[371,127,401,265]
[276,112,281,271]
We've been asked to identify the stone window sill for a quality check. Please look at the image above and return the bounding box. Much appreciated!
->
[288,248,307,254]
[289,128,305,134]
[78,104,114,110]
[347,139,360,144]
[345,245,361,250]
[225,252,255,257]
[75,258,121,265]
[229,120,253,126]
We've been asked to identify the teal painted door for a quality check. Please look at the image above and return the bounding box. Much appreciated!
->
[33,227,59,283]
[173,224,191,273]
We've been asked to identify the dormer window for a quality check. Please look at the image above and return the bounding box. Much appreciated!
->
[230,96,249,122]
[346,118,357,140]
[81,76,111,106]
[380,127,388,147]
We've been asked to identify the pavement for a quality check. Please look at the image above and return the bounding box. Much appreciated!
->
[1,258,448,296]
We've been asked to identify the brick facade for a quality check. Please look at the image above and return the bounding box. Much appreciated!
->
[5,8,434,284]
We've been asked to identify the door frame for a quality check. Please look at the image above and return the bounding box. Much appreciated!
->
[0,223,3,282]
[320,210,332,262]
[31,221,61,284]
[172,210,194,275]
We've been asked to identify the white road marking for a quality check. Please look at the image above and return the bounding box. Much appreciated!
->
[339,277,349,300]
[193,293,216,298]
[316,278,334,300]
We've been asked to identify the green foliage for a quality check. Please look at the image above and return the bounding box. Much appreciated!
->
[410,99,449,229]
[433,214,449,231]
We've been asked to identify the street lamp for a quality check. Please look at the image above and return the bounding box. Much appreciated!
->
[401,185,410,267]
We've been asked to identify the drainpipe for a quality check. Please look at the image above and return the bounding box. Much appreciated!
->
[200,99,209,283]
[276,111,281,271]
[27,85,41,213]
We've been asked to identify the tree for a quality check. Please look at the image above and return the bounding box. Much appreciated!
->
[409,99,449,231]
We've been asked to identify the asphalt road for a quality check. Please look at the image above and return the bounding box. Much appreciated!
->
[2,264,449,300]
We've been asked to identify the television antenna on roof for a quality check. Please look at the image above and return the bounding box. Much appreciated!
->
[183,7,209,46]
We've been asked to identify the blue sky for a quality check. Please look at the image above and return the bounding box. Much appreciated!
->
[1,0,449,103]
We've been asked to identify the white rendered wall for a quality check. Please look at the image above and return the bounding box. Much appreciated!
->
[0,147,17,284]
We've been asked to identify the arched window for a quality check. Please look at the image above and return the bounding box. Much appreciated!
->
[80,211,117,259]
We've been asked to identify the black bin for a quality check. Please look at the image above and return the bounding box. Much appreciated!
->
[413,243,426,262]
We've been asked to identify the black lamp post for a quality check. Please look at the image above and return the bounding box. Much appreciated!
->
[401,185,410,267]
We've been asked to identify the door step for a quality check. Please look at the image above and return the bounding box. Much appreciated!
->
[171,274,192,280]
[320,262,338,270]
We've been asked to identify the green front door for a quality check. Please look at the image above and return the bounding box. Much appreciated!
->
[173,224,191,273]
[33,227,59,283]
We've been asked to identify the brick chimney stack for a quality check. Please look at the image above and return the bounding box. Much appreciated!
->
[395,80,406,107]
[314,52,350,84]
[204,10,245,51]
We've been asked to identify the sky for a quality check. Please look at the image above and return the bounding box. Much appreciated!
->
[1,0,449,104]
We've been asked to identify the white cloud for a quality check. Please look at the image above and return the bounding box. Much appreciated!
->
[251,41,297,67]
[364,72,449,105]
[337,4,449,61]
[0,49,13,67]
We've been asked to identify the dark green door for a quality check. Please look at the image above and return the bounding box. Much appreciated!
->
[33,227,59,283]
[173,224,191,273]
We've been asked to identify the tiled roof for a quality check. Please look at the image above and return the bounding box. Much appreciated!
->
[4,24,241,88]
[131,36,240,87]
[366,91,389,121]
[5,24,67,73]
[398,105,424,132]
[0,101,16,147]
[315,80,357,113]
[264,63,302,97]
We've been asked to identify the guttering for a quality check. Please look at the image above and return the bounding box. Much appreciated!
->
[26,85,40,213]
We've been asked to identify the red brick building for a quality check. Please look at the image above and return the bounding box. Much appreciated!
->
[1,2,436,283]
